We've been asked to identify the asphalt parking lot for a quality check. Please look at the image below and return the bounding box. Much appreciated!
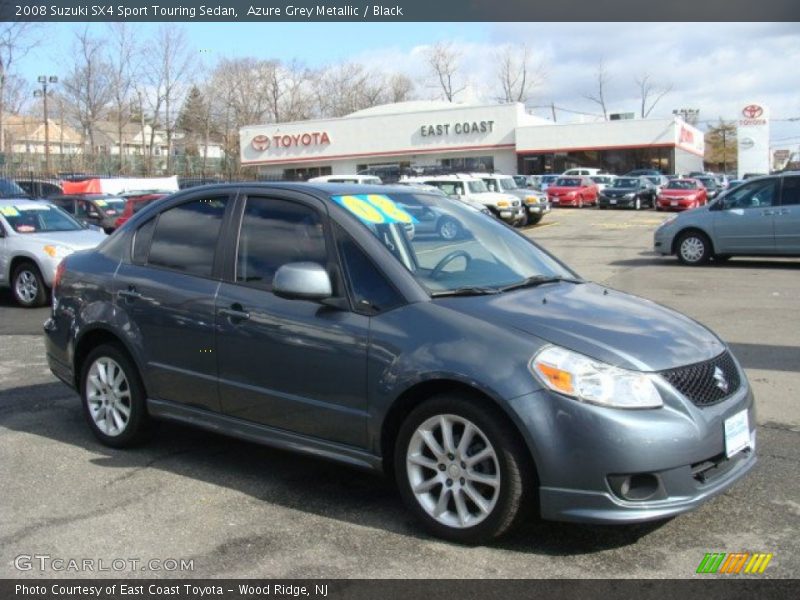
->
[1,207,798,579]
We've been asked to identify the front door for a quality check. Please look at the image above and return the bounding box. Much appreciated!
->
[712,178,779,254]
[215,193,370,448]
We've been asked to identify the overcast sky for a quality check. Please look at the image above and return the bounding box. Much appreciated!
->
[16,21,800,148]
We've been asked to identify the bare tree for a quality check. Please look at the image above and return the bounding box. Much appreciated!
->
[386,73,415,103]
[583,60,611,121]
[424,42,465,102]
[62,27,113,154]
[0,23,40,152]
[145,25,194,172]
[106,23,138,172]
[496,44,545,104]
[312,62,385,117]
[635,73,672,118]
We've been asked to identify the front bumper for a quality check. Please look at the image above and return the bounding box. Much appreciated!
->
[497,206,526,223]
[525,201,551,214]
[598,195,636,208]
[507,372,756,524]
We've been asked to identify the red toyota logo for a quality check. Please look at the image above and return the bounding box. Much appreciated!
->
[742,105,763,119]
[251,135,271,152]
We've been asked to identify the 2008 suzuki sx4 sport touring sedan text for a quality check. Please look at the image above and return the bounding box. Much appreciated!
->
[44,183,756,544]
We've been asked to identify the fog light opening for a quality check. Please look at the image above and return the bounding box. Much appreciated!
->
[620,474,660,501]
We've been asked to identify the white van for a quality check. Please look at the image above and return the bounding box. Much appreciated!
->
[562,168,607,177]
[308,174,383,185]
[404,174,525,225]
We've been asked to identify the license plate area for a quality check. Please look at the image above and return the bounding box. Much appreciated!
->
[724,409,750,458]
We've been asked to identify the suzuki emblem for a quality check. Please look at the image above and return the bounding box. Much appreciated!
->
[713,366,729,394]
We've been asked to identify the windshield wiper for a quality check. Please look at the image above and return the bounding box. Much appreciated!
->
[500,275,583,292]
[431,286,501,298]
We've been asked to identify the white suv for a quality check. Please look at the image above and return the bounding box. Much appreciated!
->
[472,173,550,226]
[404,174,525,225]
[562,168,607,177]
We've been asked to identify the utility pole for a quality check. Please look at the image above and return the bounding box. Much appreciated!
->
[551,102,557,122]
[33,75,58,174]
[672,108,700,126]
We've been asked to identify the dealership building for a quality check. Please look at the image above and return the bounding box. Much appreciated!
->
[240,101,705,179]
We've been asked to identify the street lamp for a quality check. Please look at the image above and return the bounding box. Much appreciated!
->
[33,75,58,174]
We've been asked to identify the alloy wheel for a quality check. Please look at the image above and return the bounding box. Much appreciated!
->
[439,219,459,240]
[86,357,132,437]
[14,270,39,304]
[406,414,500,529]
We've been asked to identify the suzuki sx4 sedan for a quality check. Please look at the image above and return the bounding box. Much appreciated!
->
[44,183,756,544]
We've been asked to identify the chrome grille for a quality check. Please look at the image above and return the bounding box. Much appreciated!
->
[659,351,741,407]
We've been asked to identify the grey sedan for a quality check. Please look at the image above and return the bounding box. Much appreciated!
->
[45,183,755,544]
[654,172,800,265]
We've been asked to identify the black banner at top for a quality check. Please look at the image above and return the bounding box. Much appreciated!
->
[2,0,800,22]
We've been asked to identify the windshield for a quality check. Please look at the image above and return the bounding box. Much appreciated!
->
[666,180,697,190]
[542,175,559,183]
[331,192,575,294]
[467,180,489,194]
[0,179,30,198]
[498,178,518,191]
[697,178,717,188]
[590,176,612,184]
[612,178,640,188]
[555,178,582,187]
[1,203,83,233]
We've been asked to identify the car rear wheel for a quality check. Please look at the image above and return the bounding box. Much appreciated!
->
[677,230,712,266]
[81,344,152,448]
[395,394,533,544]
[12,262,47,308]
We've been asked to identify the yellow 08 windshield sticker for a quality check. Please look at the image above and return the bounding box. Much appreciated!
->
[0,206,19,217]
[332,194,417,225]
[95,199,107,206]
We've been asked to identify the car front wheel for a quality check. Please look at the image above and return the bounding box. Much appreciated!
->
[395,394,533,544]
[81,344,152,448]
[12,262,47,307]
[437,217,461,240]
[677,230,712,266]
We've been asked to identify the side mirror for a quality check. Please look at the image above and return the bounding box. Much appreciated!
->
[273,262,332,301]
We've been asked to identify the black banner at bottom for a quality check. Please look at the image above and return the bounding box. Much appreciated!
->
[2,579,797,600]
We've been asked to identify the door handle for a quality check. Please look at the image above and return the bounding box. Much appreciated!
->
[118,288,142,300]
[761,210,775,216]
[219,305,250,322]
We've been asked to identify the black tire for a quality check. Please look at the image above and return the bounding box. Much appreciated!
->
[528,214,543,225]
[80,343,152,448]
[394,393,534,545]
[676,230,712,266]
[11,261,48,308]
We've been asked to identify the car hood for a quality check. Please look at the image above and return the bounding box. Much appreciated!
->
[603,187,638,195]
[20,229,107,249]
[472,191,519,203]
[437,282,724,372]
[547,186,584,194]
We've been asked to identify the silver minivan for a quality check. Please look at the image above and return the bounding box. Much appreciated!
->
[654,173,800,264]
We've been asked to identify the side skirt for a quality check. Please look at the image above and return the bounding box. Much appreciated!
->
[147,398,384,473]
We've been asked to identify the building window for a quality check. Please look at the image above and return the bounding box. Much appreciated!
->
[281,166,332,181]
[439,156,495,172]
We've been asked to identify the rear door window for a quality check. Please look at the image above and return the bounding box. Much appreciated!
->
[146,197,228,277]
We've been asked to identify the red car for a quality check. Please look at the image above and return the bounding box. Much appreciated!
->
[656,179,708,211]
[547,176,599,207]
[113,193,170,230]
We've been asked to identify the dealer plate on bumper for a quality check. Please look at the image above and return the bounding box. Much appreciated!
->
[724,410,750,458]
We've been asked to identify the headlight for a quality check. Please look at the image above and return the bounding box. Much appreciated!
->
[624,193,635,199]
[43,245,73,259]
[496,200,510,208]
[524,195,540,205]
[530,346,662,409]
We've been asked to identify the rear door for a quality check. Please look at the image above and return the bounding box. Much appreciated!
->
[775,175,800,253]
[712,178,778,254]
[113,190,236,411]
[215,191,371,447]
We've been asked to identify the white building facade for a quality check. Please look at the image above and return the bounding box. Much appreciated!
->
[240,101,704,180]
